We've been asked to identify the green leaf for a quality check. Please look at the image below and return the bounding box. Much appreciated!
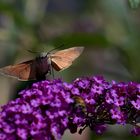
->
[129,0,140,8]
[49,33,110,48]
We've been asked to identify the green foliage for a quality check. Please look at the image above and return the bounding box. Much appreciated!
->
[50,33,109,48]
[129,0,140,8]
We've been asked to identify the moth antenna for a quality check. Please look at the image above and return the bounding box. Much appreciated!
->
[26,49,39,54]
[47,44,66,55]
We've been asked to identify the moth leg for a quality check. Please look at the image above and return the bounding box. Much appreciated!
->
[51,65,55,79]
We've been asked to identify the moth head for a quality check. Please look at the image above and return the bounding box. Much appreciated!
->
[39,52,47,58]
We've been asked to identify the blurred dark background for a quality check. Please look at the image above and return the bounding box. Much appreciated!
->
[0,0,140,139]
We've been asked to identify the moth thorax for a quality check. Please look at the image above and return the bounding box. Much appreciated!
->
[47,57,51,65]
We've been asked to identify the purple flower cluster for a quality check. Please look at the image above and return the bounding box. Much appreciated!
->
[0,76,140,139]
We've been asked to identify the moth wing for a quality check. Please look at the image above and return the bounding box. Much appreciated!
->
[18,61,37,81]
[50,47,84,71]
[0,60,36,81]
[50,56,72,71]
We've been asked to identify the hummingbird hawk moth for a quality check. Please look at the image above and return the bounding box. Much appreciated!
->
[0,47,84,81]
